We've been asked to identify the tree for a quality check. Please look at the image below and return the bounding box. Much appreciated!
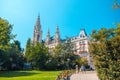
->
[76,57,88,67]
[0,17,15,70]
[0,17,15,51]
[28,43,49,70]
[14,40,22,51]
[44,54,57,70]
[53,39,78,70]
[0,17,24,70]
[53,43,66,69]
[0,49,7,70]
[90,24,120,80]
[3,40,24,70]
[25,38,32,62]
[62,39,78,69]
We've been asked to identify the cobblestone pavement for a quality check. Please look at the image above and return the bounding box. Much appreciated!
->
[70,71,99,80]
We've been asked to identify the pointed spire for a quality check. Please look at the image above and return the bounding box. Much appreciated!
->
[47,28,50,35]
[79,29,87,38]
[45,28,50,45]
[33,14,42,45]
[56,24,59,33]
[46,28,50,38]
[54,25,60,43]
[35,14,41,30]
[79,25,87,37]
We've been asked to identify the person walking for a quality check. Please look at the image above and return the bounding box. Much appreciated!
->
[75,65,78,74]
[81,65,86,73]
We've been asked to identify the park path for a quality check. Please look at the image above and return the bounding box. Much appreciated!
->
[70,71,99,80]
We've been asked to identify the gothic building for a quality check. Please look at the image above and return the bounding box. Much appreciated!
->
[32,15,94,69]
[45,25,61,52]
[33,15,42,45]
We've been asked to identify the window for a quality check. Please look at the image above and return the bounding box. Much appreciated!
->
[79,40,84,44]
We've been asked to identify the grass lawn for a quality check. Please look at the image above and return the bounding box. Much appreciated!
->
[0,70,61,80]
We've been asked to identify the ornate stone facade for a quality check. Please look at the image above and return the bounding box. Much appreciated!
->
[32,15,94,69]
[33,15,42,45]
[70,29,94,69]
[45,25,61,53]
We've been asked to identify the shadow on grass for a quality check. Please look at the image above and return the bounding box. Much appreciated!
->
[0,71,38,77]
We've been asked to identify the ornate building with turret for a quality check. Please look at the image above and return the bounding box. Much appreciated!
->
[33,15,61,53]
[70,29,93,69]
[32,15,94,69]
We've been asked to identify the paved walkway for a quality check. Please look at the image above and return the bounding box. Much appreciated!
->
[70,71,99,80]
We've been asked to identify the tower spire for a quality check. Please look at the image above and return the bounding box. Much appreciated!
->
[33,14,42,45]
[35,14,41,30]
[45,28,50,45]
[56,25,59,33]
[54,25,60,43]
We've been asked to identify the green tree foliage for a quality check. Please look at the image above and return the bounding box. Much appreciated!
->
[53,39,78,70]
[53,43,66,69]
[25,38,32,62]
[2,40,24,70]
[14,40,22,51]
[0,17,15,50]
[76,57,88,67]
[0,17,14,70]
[0,17,24,70]
[26,42,49,70]
[90,24,120,80]
[0,49,7,70]
[45,57,57,70]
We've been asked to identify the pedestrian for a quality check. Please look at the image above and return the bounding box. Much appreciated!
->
[79,67,81,72]
[75,65,78,74]
[81,65,86,73]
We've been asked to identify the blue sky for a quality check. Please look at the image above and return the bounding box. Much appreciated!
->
[0,0,120,48]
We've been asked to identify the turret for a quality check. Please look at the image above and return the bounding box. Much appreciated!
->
[54,25,60,43]
[79,29,87,38]
[33,15,42,45]
[45,29,50,45]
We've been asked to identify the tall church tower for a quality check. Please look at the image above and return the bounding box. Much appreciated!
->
[45,29,50,45]
[54,25,60,43]
[33,15,42,45]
